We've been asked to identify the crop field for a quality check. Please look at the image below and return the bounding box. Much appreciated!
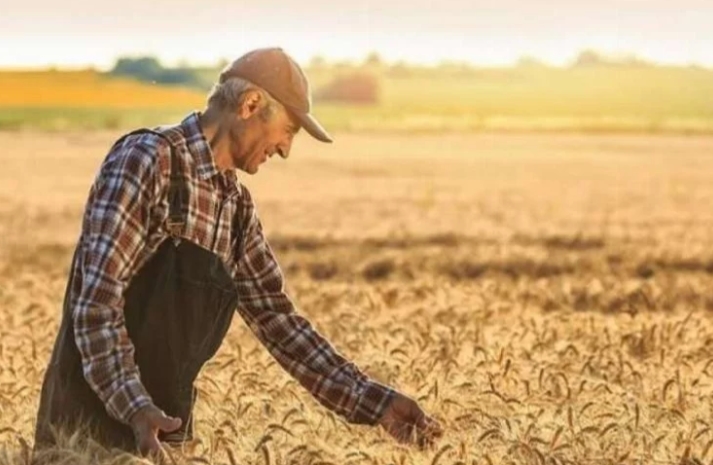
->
[1,131,713,464]
[1,66,713,133]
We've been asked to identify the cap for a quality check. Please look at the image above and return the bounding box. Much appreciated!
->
[218,47,333,143]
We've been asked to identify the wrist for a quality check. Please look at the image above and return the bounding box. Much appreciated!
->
[103,377,153,426]
[127,402,155,429]
[350,381,396,425]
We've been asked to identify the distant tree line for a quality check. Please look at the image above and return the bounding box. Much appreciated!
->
[308,50,659,70]
[107,56,382,104]
[107,57,209,88]
[109,50,662,83]
[106,50,688,106]
[571,50,654,68]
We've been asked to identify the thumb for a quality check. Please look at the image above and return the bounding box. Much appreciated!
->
[154,411,182,432]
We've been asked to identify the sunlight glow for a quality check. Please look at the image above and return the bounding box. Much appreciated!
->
[2,0,712,69]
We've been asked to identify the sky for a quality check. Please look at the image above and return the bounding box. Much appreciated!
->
[2,0,713,69]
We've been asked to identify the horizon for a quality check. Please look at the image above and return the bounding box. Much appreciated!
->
[3,48,712,73]
[5,51,712,73]
[3,0,713,70]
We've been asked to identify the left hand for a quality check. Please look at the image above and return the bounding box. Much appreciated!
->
[377,391,443,448]
[129,404,182,457]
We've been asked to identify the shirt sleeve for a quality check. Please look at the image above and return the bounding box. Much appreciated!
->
[72,138,164,425]
[232,201,395,425]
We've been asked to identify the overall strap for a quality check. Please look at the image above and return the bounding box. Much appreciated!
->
[111,128,187,237]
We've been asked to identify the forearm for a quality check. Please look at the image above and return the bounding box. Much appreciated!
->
[239,295,394,425]
[234,206,394,424]
[73,294,153,424]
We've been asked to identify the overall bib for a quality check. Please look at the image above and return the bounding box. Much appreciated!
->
[34,129,239,452]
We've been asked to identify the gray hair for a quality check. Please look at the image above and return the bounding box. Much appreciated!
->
[206,76,279,120]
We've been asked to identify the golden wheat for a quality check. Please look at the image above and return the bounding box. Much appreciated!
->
[1,132,712,464]
[0,71,204,108]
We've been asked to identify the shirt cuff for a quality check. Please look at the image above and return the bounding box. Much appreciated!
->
[104,376,153,425]
[348,380,396,425]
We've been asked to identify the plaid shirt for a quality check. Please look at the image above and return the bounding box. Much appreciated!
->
[71,112,394,427]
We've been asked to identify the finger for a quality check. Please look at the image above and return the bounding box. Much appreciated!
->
[155,413,183,433]
[400,423,416,444]
[415,411,429,430]
[413,410,441,434]
[148,445,170,465]
[421,416,443,437]
[416,428,438,449]
[416,418,443,449]
[137,433,162,456]
[430,420,444,438]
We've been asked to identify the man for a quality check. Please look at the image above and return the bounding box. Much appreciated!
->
[34,47,442,457]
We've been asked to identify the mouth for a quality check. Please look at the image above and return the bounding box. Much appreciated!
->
[262,148,281,164]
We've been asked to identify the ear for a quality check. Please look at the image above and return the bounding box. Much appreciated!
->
[237,90,263,119]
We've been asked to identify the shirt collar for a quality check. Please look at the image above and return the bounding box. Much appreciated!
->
[180,111,220,180]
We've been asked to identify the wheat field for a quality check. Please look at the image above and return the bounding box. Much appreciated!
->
[1,131,713,464]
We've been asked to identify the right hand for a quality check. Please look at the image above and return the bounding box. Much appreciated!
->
[378,391,443,448]
[129,404,182,456]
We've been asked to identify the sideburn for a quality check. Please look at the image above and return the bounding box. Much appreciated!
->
[228,115,257,171]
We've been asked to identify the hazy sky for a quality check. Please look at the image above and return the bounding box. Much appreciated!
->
[3,0,713,69]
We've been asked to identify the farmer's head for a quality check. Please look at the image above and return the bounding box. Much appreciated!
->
[204,48,332,175]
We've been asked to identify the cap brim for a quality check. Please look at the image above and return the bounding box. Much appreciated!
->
[294,112,333,143]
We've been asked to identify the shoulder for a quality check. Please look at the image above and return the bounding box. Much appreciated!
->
[87,132,174,207]
[99,126,190,187]
[103,132,166,176]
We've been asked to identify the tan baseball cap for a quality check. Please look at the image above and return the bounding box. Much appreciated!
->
[219,47,333,143]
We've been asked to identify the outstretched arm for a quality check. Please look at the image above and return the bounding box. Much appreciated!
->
[232,199,442,446]
[232,208,394,425]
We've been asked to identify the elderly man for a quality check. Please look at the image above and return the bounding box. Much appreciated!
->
[33,48,442,456]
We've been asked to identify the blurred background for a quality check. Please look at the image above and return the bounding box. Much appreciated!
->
[2,0,712,133]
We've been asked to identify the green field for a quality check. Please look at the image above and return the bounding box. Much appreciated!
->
[1,64,712,133]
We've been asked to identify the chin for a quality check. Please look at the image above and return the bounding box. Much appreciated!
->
[236,164,259,175]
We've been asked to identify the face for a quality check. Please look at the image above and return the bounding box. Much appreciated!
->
[224,91,300,175]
